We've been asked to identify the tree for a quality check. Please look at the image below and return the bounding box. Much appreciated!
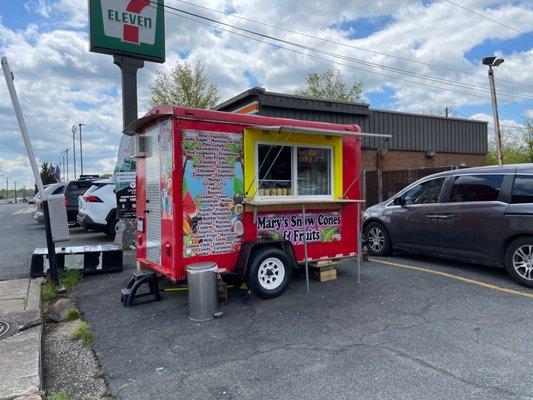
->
[486,120,533,165]
[149,61,220,109]
[40,162,56,185]
[295,68,363,102]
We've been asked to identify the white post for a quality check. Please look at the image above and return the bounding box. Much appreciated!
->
[1,57,45,199]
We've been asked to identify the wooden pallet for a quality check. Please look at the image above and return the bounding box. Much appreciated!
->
[311,262,337,282]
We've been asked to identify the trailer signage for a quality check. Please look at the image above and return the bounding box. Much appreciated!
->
[89,0,165,62]
[257,212,342,243]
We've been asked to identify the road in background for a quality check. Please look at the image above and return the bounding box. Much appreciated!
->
[0,203,112,281]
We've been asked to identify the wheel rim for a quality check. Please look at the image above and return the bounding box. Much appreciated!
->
[512,245,533,281]
[368,227,385,252]
[258,257,285,290]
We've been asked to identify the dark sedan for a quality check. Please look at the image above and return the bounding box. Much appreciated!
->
[363,164,533,288]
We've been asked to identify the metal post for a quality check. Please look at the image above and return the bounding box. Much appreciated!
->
[1,56,59,285]
[488,66,504,165]
[113,55,144,131]
[113,55,144,248]
[79,123,85,176]
[65,148,69,181]
[356,202,361,284]
[72,130,76,180]
[14,181,17,203]
[302,203,309,293]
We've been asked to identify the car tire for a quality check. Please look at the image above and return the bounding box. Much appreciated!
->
[364,222,392,256]
[504,236,533,288]
[246,247,292,299]
[106,218,119,240]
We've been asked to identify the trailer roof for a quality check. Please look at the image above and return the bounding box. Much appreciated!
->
[125,105,363,136]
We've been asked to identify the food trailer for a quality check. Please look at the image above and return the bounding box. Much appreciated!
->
[129,106,378,299]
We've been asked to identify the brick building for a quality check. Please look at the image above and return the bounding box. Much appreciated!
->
[216,87,488,204]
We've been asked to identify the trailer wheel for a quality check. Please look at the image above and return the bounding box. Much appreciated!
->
[247,247,292,299]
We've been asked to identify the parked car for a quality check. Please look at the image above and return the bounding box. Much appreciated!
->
[62,178,99,224]
[77,180,118,239]
[363,164,533,288]
[34,183,65,224]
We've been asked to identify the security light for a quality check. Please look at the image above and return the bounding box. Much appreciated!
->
[482,56,496,66]
[482,57,504,67]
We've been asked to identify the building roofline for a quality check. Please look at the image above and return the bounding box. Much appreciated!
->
[215,87,488,125]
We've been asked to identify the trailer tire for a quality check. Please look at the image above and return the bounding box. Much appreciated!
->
[247,247,292,299]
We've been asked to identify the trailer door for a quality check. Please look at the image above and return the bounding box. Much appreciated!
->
[145,125,161,265]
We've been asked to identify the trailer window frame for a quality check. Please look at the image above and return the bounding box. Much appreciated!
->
[254,140,335,200]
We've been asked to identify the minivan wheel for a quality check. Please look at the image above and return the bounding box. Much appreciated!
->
[247,247,292,299]
[505,236,533,288]
[364,222,392,256]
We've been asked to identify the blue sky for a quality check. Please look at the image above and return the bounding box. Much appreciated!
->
[0,0,532,188]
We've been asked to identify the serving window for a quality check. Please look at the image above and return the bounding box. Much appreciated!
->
[257,143,333,198]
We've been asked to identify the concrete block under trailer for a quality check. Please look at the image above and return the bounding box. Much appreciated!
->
[130,106,378,299]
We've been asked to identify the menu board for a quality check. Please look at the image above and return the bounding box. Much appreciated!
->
[182,130,244,257]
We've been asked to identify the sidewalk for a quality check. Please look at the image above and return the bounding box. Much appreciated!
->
[0,278,42,400]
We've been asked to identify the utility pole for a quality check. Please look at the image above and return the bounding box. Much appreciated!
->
[78,123,85,176]
[445,107,449,118]
[482,57,505,165]
[71,126,77,179]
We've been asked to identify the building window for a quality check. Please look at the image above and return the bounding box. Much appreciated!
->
[257,143,333,198]
[449,175,504,202]
[511,175,533,204]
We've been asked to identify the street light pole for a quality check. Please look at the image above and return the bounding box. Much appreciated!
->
[78,123,85,176]
[71,127,77,180]
[65,148,69,181]
[482,56,504,166]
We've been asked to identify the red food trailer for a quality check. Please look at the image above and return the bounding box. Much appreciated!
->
[129,106,376,299]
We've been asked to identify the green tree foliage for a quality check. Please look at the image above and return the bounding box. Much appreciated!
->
[487,121,533,165]
[40,162,56,185]
[149,61,220,109]
[295,68,363,102]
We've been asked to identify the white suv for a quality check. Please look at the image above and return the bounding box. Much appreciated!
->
[77,180,118,239]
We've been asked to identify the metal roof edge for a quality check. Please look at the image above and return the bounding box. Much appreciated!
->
[370,108,489,124]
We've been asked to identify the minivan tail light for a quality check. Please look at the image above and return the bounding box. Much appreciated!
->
[83,195,103,203]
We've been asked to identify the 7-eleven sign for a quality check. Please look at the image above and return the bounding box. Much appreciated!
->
[89,0,165,63]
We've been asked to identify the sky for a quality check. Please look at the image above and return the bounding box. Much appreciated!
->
[0,0,532,189]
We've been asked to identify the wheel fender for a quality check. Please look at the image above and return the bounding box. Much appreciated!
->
[235,240,298,280]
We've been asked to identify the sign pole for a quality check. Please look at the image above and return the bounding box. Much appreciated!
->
[113,55,144,248]
[1,56,60,285]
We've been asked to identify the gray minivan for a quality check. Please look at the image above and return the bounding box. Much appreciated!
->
[362,164,533,288]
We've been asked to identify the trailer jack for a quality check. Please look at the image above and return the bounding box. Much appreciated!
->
[121,271,161,306]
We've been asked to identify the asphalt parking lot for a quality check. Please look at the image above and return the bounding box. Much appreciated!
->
[2,204,532,399]
[78,252,533,400]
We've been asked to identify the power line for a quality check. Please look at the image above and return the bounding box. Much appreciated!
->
[443,0,533,39]
[152,2,533,103]
[168,0,533,90]
[150,3,503,102]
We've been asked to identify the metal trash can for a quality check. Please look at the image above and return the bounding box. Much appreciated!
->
[186,262,218,321]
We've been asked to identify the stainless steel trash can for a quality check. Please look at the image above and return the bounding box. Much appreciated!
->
[186,262,218,321]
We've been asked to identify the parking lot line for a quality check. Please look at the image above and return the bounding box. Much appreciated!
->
[369,258,533,300]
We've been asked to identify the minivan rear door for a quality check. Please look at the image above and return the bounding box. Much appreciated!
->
[437,174,510,262]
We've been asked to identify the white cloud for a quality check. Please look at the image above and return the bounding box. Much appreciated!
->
[1,0,532,187]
